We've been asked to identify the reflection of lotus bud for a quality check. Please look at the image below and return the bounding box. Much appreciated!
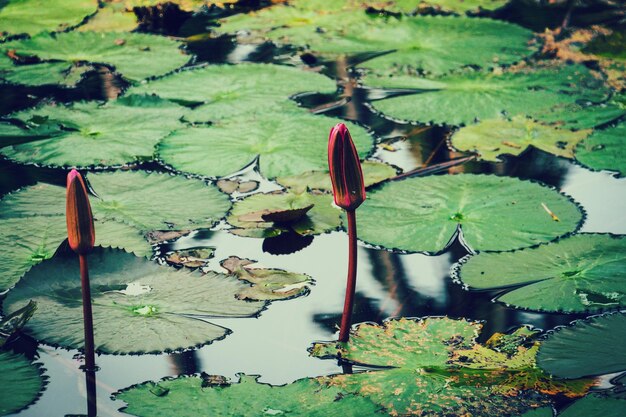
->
[66,169,95,255]
[328,123,366,211]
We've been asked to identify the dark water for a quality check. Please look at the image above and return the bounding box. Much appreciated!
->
[2,5,626,417]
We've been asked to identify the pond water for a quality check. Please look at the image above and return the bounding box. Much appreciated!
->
[1,1,625,416]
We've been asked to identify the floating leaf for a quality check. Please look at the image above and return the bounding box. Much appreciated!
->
[228,191,341,238]
[575,121,626,177]
[77,3,138,32]
[457,234,626,313]
[0,0,98,39]
[451,117,591,161]
[413,0,509,13]
[166,247,215,269]
[159,111,373,179]
[0,301,37,347]
[126,63,337,122]
[1,97,186,168]
[558,393,626,417]
[537,313,626,379]
[219,9,533,74]
[221,256,312,301]
[0,352,45,415]
[116,373,383,417]
[276,160,397,194]
[364,65,609,126]
[0,31,188,83]
[311,317,586,416]
[1,248,266,354]
[0,59,93,87]
[357,174,582,253]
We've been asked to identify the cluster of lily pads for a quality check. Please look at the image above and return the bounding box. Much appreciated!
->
[0,0,625,416]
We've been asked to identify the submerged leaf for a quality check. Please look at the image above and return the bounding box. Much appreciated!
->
[0,351,45,415]
[458,234,626,313]
[221,256,312,301]
[1,248,266,354]
[357,174,582,253]
[537,313,626,379]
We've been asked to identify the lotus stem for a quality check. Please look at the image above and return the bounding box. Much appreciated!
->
[339,210,358,343]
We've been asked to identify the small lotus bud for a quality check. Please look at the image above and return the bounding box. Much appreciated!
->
[66,169,95,255]
[328,123,366,211]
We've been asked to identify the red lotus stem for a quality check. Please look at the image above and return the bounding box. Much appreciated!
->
[66,169,97,416]
[328,123,365,344]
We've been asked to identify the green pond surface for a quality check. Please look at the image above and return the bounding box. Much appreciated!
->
[1,0,626,416]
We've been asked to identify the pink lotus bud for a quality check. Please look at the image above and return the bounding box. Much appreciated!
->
[328,123,366,211]
[66,169,95,255]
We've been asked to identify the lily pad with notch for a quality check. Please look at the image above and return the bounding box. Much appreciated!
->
[537,312,626,379]
[0,351,46,416]
[221,256,313,301]
[457,234,626,313]
[357,174,582,253]
[1,248,266,354]
[0,96,186,168]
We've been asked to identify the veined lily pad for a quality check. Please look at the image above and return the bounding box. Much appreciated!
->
[0,59,93,87]
[364,65,609,126]
[1,248,266,354]
[357,174,582,253]
[311,317,588,416]
[0,31,188,83]
[558,393,626,417]
[227,191,341,238]
[457,234,626,313]
[126,63,337,122]
[276,160,397,193]
[0,0,98,39]
[158,112,373,179]
[0,351,45,415]
[219,9,533,75]
[0,97,186,168]
[450,117,591,161]
[221,256,312,301]
[116,373,383,417]
[575,121,626,177]
[77,3,138,32]
[537,313,626,378]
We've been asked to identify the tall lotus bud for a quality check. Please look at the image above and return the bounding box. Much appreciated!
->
[66,169,95,255]
[328,123,366,211]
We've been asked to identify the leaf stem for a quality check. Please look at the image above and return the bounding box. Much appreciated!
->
[339,210,358,343]
[79,254,97,416]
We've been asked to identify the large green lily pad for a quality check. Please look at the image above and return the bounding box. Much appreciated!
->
[537,313,626,378]
[364,65,609,126]
[311,317,586,416]
[414,0,509,13]
[0,31,188,83]
[357,174,582,253]
[0,351,45,416]
[575,121,626,177]
[159,112,373,179]
[116,373,383,417]
[558,393,626,417]
[0,97,186,168]
[451,117,591,161]
[0,0,98,39]
[227,191,341,238]
[0,59,94,87]
[457,234,626,313]
[1,248,266,354]
[220,9,533,75]
[126,63,337,122]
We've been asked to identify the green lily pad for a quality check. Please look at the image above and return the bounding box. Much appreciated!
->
[0,31,188,83]
[364,65,609,126]
[575,121,626,177]
[1,248,266,354]
[0,97,186,168]
[0,301,37,347]
[536,97,626,130]
[0,0,98,39]
[220,9,532,75]
[126,63,337,122]
[276,160,397,194]
[77,3,138,32]
[0,351,45,415]
[311,317,586,417]
[457,234,626,313]
[221,256,312,301]
[159,112,373,179]
[116,373,383,417]
[227,191,341,238]
[517,408,554,417]
[537,313,626,378]
[357,174,582,253]
[415,0,509,13]
[0,59,94,87]
[559,393,626,417]
[451,117,591,161]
